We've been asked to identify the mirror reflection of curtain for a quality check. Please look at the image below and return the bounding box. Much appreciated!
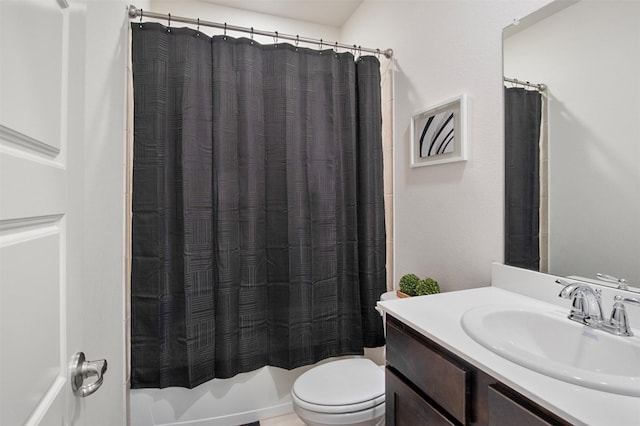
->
[130,23,386,389]
[504,87,542,271]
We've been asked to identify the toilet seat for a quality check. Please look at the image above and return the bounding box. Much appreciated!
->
[292,389,385,414]
[292,358,385,414]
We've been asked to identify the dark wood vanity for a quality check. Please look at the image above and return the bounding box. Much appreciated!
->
[385,315,572,426]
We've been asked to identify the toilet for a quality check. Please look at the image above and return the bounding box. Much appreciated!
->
[292,358,385,426]
[291,291,397,426]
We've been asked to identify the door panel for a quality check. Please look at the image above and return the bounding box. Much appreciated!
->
[0,223,64,425]
[0,0,64,152]
[0,151,66,219]
[0,0,71,423]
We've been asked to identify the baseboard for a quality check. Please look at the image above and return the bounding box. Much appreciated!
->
[153,402,294,426]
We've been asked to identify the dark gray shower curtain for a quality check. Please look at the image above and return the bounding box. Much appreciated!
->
[130,23,386,389]
[504,87,542,271]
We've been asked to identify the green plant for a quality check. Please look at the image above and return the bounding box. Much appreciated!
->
[399,273,421,296]
[415,277,441,296]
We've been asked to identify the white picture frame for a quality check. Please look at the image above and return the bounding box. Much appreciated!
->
[410,94,467,167]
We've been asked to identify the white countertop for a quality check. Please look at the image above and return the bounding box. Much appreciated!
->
[377,265,640,426]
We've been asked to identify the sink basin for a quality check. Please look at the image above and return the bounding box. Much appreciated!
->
[461,305,640,396]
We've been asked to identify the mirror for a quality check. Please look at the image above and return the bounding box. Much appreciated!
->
[503,0,640,292]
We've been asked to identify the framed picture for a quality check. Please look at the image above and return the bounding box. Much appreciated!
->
[410,94,467,167]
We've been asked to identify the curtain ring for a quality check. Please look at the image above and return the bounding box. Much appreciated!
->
[224,23,227,36]
[251,27,254,39]
[167,13,171,32]
[319,38,323,54]
[274,30,278,45]
[197,18,200,33]
[139,9,143,28]
[334,42,338,53]
[376,48,380,59]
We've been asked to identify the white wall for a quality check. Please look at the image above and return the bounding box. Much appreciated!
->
[341,0,550,291]
[144,0,341,42]
[504,1,640,284]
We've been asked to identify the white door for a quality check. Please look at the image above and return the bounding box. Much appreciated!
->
[0,0,126,424]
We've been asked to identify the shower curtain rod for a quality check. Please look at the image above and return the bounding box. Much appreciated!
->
[128,5,394,59]
[504,77,547,91]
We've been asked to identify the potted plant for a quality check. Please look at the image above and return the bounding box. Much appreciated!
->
[398,274,441,298]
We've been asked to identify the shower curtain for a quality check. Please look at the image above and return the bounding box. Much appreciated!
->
[130,23,386,389]
[504,87,542,271]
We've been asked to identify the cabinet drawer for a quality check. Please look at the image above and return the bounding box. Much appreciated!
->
[488,384,572,426]
[386,367,455,426]
[386,315,470,424]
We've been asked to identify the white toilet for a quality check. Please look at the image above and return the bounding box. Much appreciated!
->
[292,358,385,426]
[291,291,397,426]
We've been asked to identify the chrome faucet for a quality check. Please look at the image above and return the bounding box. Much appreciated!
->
[557,279,603,325]
[556,279,639,336]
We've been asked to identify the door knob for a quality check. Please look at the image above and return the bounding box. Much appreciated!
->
[70,352,107,397]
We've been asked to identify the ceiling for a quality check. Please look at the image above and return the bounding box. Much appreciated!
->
[200,0,364,27]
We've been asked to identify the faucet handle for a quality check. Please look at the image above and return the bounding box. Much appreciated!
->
[615,295,640,306]
[607,296,640,337]
[597,273,629,291]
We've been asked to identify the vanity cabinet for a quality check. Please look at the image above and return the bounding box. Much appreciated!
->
[385,315,572,426]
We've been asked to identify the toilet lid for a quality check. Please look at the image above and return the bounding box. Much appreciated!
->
[292,358,384,408]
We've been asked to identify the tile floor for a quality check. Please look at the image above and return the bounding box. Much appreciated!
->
[260,413,305,426]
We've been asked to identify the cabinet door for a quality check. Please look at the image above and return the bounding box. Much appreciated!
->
[386,368,456,426]
[386,315,470,424]
[488,384,572,426]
